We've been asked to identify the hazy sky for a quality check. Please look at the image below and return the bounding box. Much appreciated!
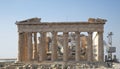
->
[0,0,120,59]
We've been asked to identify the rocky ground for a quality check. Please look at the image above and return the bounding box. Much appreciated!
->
[0,62,120,69]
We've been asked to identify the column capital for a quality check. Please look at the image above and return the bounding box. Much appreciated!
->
[63,32,68,37]
[98,31,103,34]
[19,32,24,34]
[75,31,80,34]
[40,31,45,33]
[88,32,93,34]
[40,32,46,37]
[63,32,68,34]
[51,31,57,33]
[19,31,24,33]
[51,31,57,35]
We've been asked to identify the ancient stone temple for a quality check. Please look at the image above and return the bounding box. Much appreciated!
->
[16,18,106,64]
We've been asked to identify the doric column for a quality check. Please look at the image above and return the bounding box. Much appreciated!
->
[24,33,28,62]
[63,32,69,61]
[38,37,41,62]
[27,32,33,61]
[75,31,80,61]
[45,37,49,53]
[18,32,24,62]
[87,32,93,62]
[33,32,37,60]
[51,32,57,61]
[39,32,46,61]
[22,33,26,62]
[98,32,104,62]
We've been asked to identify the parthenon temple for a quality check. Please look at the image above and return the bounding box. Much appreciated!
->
[16,18,107,63]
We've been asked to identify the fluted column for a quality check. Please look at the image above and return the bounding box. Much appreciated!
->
[27,32,33,61]
[98,32,104,62]
[75,31,81,61]
[24,33,28,62]
[18,32,24,62]
[18,32,28,62]
[33,32,37,60]
[63,32,69,61]
[39,32,46,61]
[51,32,57,61]
[87,32,93,62]
[38,37,41,62]
[22,33,26,62]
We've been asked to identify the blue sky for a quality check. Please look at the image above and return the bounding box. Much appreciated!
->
[0,0,120,59]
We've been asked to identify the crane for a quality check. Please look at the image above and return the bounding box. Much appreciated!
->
[105,32,117,67]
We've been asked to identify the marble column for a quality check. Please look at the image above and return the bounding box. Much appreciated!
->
[87,32,93,62]
[22,33,26,62]
[22,32,27,62]
[45,37,49,54]
[24,33,28,62]
[63,32,69,61]
[18,32,24,62]
[38,37,41,62]
[98,32,104,62]
[33,32,37,60]
[39,32,46,61]
[51,32,57,61]
[27,32,33,61]
[75,31,81,61]
[17,32,27,62]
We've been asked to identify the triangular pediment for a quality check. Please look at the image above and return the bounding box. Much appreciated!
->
[16,17,41,24]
